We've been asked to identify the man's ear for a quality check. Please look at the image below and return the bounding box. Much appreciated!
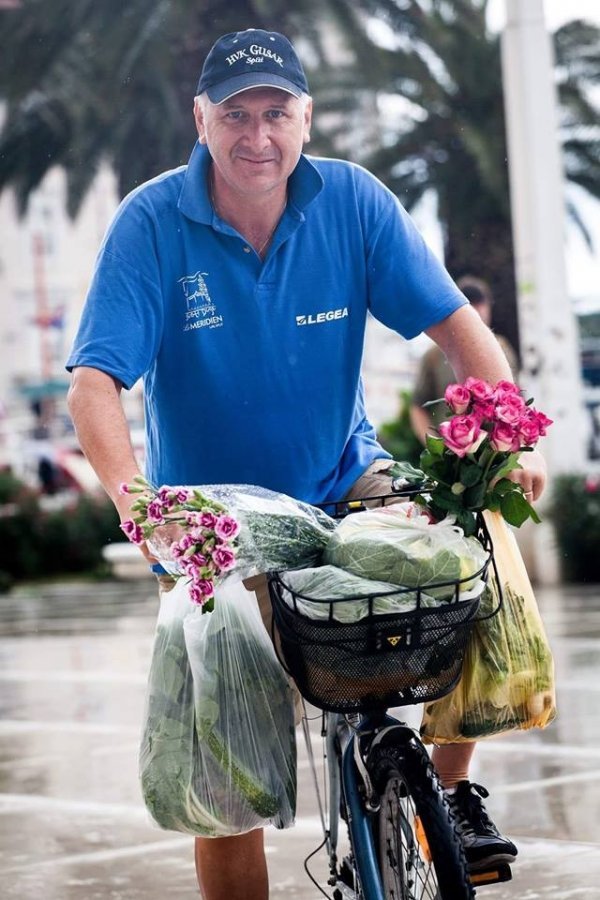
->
[194,98,207,144]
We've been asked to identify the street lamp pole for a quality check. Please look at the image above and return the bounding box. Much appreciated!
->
[501,0,585,580]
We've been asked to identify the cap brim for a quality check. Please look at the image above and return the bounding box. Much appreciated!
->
[206,73,303,104]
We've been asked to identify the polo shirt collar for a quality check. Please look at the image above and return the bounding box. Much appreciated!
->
[178,142,323,225]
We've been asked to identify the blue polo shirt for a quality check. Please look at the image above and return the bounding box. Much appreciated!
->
[67,143,465,503]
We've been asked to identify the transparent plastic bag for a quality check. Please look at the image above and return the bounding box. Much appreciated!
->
[420,511,556,743]
[323,506,488,600]
[279,564,442,622]
[140,578,296,836]
[148,483,335,580]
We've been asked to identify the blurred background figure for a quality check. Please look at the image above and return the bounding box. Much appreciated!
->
[410,276,519,444]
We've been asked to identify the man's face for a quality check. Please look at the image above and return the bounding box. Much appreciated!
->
[194,87,312,198]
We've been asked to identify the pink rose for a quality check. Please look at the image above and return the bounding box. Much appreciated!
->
[176,488,191,503]
[120,520,144,545]
[444,383,471,414]
[471,399,496,423]
[518,409,553,445]
[438,414,486,458]
[464,377,495,402]
[518,415,541,446]
[179,533,196,550]
[118,482,131,495]
[495,393,526,426]
[489,422,520,452]
[532,410,553,436]
[494,380,521,396]
[213,546,236,573]
[214,515,240,541]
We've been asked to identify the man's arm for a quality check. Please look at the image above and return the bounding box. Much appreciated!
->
[426,305,547,500]
[67,366,154,557]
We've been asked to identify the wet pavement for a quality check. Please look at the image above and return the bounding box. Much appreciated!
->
[1,577,599,899]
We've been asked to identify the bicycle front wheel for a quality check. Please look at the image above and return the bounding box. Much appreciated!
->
[370,738,474,900]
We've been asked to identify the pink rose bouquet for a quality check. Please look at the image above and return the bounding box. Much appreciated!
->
[419,379,552,534]
[119,476,239,611]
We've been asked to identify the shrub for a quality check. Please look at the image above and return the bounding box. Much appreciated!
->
[377,389,423,467]
[548,474,600,582]
[0,478,127,589]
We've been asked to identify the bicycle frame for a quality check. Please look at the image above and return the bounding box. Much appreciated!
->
[306,709,513,898]
[317,709,415,900]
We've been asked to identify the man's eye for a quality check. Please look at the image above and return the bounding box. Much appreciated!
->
[267,109,285,119]
[226,111,244,120]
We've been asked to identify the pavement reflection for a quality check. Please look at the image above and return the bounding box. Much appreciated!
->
[1,579,599,899]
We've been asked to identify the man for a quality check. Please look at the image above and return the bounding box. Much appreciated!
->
[410,275,519,443]
[66,29,546,900]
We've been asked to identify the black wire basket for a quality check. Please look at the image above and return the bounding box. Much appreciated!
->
[268,493,500,714]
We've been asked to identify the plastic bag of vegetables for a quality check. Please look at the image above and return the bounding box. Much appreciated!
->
[139,578,296,836]
[323,505,488,600]
[420,510,556,743]
[278,564,444,623]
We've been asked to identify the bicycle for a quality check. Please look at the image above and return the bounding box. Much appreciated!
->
[267,489,513,899]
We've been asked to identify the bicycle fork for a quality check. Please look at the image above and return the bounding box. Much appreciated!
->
[337,716,406,900]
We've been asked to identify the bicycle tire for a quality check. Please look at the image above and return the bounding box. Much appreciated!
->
[369,739,474,900]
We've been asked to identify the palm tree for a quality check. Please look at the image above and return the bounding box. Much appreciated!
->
[1,0,598,345]
[320,0,600,349]
[0,0,331,215]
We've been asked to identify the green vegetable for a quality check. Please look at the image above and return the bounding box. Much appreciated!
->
[140,582,296,836]
[200,486,336,576]
[280,564,441,622]
[323,508,487,599]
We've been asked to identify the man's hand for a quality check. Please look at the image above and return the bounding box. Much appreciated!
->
[508,448,547,502]
[116,492,186,565]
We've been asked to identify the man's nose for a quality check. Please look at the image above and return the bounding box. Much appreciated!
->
[245,117,271,150]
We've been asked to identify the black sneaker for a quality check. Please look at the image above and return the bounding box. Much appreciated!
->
[446,781,518,872]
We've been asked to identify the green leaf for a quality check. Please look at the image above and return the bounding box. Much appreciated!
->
[459,462,483,487]
[430,492,459,512]
[424,434,445,458]
[456,510,478,536]
[484,495,501,512]
[500,491,531,527]
[491,477,517,497]
[463,482,487,508]
[490,454,521,481]
[387,461,426,484]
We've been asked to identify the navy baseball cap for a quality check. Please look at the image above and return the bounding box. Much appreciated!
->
[197,29,309,104]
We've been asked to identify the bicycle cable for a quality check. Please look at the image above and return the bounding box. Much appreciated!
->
[301,702,329,839]
[303,833,335,900]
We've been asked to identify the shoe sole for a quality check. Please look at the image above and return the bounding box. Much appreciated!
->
[468,853,518,872]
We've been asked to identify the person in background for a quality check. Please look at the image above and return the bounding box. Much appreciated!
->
[66,29,544,900]
[410,276,519,443]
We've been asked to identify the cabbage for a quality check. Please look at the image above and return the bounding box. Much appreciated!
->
[323,507,487,600]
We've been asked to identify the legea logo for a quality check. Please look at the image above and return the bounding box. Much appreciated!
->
[296,307,349,326]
